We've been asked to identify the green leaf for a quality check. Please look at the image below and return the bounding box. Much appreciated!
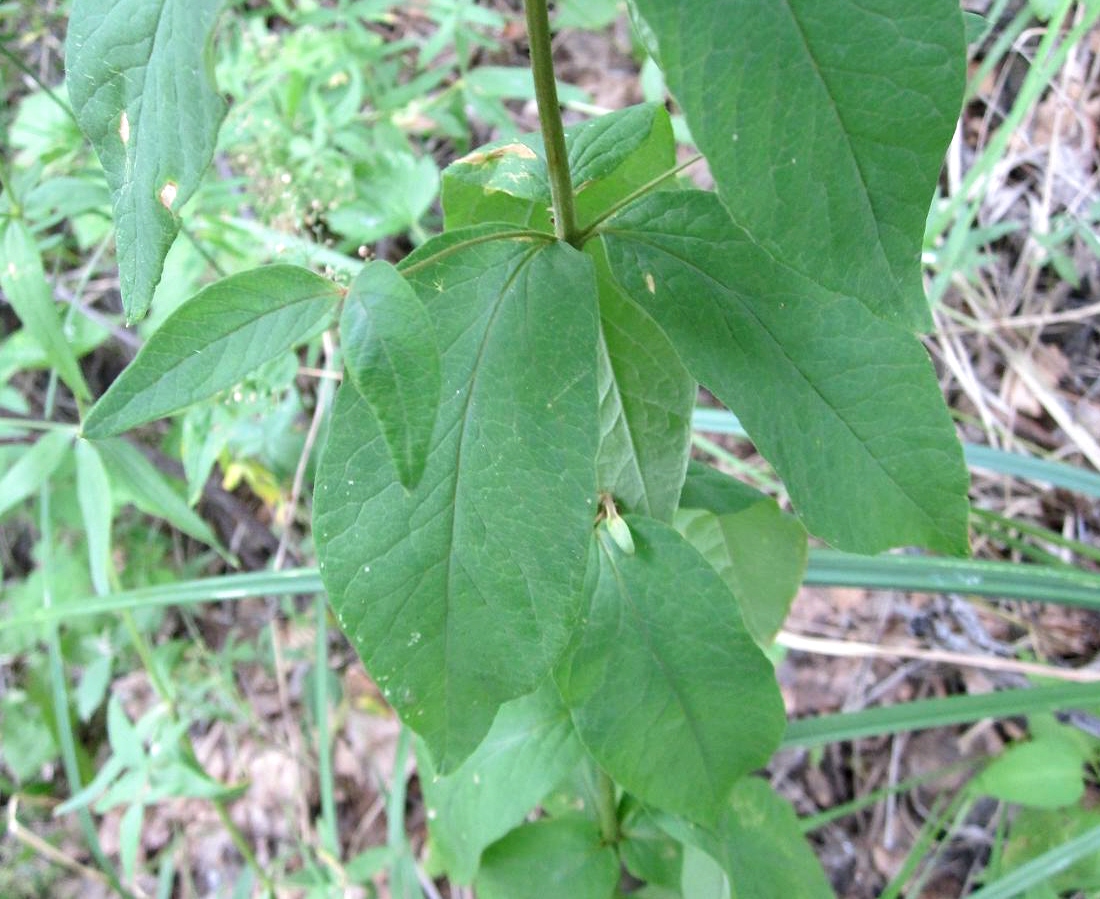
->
[572,104,675,230]
[443,136,549,231]
[119,801,144,885]
[661,777,834,899]
[555,0,622,31]
[418,681,587,885]
[66,0,228,321]
[971,740,1086,810]
[0,691,58,783]
[1002,809,1100,894]
[1,220,90,400]
[91,437,225,555]
[679,460,776,515]
[631,0,965,331]
[681,845,730,899]
[557,517,784,825]
[675,507,805,647]
[339,260,440,490]
[620,798,684,890]
[602,191,970,555]
[594,244,693,522]
[675,467,808,646]
[475,816,619,899]
[82,265,341,438]
[442,103,674,231]
[75,653,113,722]
[971,823,1100,899]
[0,429,74,520]
[315,231,599,769]
[75,438,114,596]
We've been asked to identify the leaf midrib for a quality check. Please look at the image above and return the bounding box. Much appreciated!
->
[87,279,336,434]
[599,532,722,804]
[438,241,545,756]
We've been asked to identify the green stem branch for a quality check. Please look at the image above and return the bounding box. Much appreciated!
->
[595,770,620,845]
[524,0,578,244]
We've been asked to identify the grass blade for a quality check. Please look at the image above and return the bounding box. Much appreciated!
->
[966,822,1100,899]
[805,549,1100,610]
[782,682,1100,750]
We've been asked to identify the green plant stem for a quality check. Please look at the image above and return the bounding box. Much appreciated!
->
[314,595,339,859]
[595,770,620,844]
[523,0,578,244]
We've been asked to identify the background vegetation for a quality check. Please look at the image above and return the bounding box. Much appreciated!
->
[1,0,1099,896]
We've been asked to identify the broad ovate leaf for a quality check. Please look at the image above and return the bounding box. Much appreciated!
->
[339,260,440,489]
[82,265,341,438]
[593,243,693,522]
[602,191,970,556]
[66,0,227,321]
[418,681,586,885]
[475,816,619,899]
[660,777,834,899]
[631,0,965,331]
[557,517,784,825]
[315,230,599,769]
[677,464,807,646]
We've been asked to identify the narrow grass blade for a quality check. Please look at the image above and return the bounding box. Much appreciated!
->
[8,544,1098,633]
[782,682,1100,750]
[0,569,324,631]
[805,549,1100,610]
[966,822,1100,899]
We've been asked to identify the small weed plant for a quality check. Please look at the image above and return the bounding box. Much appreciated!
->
[5,0,982,894]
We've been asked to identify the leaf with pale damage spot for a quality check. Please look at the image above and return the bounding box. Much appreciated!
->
[66,0,227,322]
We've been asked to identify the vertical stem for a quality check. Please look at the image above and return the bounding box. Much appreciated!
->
[595,770,620,845]
[524,0,578,244]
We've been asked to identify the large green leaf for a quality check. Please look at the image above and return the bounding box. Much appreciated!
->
[314,231,599,769]
[81,265,341,438]
[66,0,227,321]
[602,191,970,555]
[676,507,806,647]
[660,777,834,899]
[1,220,90,400]
[557,517,784,825]
[631,0,965,331]
[593,245,693,522]
[417,681,587,885]
[475,816,619,899]
[677,463,808,646]
[339,260,440,490]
